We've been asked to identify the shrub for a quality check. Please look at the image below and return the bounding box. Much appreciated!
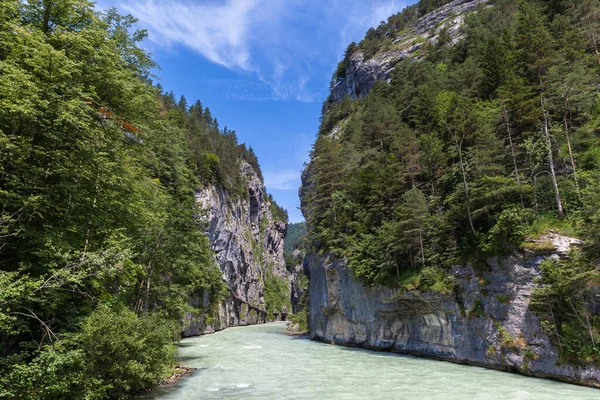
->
[289,310,309,333]
[479,206,531,255]
[468,299,485,319]
[0,306,177,400]
[495,294,511,304]
[263,271,292,319]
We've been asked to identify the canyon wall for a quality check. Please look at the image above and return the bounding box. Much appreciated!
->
[308,235,600,387]
[183,162,289,336]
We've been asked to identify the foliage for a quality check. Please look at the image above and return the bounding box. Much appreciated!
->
[262,270,291,319]
[267,192,288,224]
[531,257,600,365]
[304,0,600,366]
[527,213,580,238]
[289,310,309,333]
[302,0,600,293]
[350,0,455,58]
[0,1,280,398]
[284,222,307,255]
[0,307,176,400]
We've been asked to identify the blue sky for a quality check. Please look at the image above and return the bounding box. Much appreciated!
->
[95,0,412,223]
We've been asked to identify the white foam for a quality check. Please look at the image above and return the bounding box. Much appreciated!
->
[243,345,263,349]
[236,383,251,388]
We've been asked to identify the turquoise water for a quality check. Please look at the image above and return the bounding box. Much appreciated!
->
[140,323,599,400]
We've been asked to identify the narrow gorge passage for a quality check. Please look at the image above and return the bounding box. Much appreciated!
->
[3,0,600,397]
[140,324,599,400]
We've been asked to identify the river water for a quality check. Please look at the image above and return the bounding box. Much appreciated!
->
[140,323,599,400]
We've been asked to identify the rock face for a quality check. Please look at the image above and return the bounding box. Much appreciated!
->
[331,0,488,103]
[290,249,307,313]
[182,161,288,336]
[308,235,600,387]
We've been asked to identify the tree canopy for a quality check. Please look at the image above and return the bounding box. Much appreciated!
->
[0,1,284,398]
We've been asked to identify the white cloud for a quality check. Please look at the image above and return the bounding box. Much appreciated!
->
[123,0,257,70]
[264,170,301,191]
[118,0,411,101]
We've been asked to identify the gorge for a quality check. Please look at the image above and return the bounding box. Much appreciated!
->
[2,0,600,398]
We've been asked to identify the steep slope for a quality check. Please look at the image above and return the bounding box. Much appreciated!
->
[184,161,290,336]
[0,1,290,396]
[330,0,488,103]
[301,0,600,387]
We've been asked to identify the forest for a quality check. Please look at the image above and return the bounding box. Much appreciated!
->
[0,1,285,398]
[302,0,600,365]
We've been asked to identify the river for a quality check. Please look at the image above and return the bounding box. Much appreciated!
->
[139,323,599,400]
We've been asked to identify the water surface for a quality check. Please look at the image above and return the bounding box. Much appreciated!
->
[140,323,599,400]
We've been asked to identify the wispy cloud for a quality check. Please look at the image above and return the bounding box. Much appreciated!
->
[264,169,302,191]
[118,0,410,102]
[205,79,274,101]
[123,0,257,70]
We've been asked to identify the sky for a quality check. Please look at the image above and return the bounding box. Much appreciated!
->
[95,0,413,223]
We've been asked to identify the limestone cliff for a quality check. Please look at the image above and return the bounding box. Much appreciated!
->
[307,235,600,387]
[331,0,488,103]
[183,161,289,336]
[290,249,308,314]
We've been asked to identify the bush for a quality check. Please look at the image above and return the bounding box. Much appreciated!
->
[79,306,177,398]
[479,206,531,255]
[0,306,177,400]
[531,258,600,365]
[289,310,309,332]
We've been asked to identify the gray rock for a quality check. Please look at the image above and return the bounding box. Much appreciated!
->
[182,161,289,336]
[290,248,308,313]
[307,237,600,387]
[331,0,488,103]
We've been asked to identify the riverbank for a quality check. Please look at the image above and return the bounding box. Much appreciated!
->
[307,251,600,389]
[160,365,195,386]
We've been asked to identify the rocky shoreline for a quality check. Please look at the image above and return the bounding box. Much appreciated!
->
[307,235,600,388]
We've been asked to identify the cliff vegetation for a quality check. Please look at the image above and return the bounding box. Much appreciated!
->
[302,0,600,365]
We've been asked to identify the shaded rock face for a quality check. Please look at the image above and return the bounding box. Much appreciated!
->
[182,161,288,337]
[331,0,488,103]
[290,249,308,314]
[308,236,600,388]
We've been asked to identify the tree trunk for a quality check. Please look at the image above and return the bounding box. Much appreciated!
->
[457,138,477,235]
[548,295,563,352]
[504,106,527,218]
[503,106,521,185]
[419,230,425,266]
[592,32,600,67]
[541,97,565,218]
[563,107,580,197]
[531,166,539,214]
[587,314,596,348]
[42,0,54,34]
[445,122,477,235]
